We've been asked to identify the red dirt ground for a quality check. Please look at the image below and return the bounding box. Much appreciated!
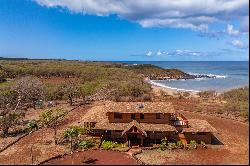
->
[0,104,91,165]
[0,102,248,165]
[44,150,138,165]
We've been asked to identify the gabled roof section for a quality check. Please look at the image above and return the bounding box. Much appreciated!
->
[121,120,147,137]
[182,119,218,133]
[105,101,175,114]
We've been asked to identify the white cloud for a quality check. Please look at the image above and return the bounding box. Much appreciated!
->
[156,50,163,56]
[226,24,240,36]
[231,40,248,49]
[167,50,202,56]
[35,0,249,32]
[146,51,153,56]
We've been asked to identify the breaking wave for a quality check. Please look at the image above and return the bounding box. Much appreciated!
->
[188,72,227,79]
[148,80,201,93]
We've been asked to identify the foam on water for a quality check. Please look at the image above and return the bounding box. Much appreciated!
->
[148,80,201,93]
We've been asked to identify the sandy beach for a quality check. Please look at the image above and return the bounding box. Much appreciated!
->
[151,85,199,98]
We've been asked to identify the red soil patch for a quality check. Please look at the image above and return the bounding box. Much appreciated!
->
[0,105,91,165]
[40,77,79,84]
[44,150,138,165]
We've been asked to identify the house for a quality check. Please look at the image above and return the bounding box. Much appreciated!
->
[81,102,217,147]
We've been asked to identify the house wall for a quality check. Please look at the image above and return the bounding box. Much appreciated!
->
[184,132,212,144]
[107,112,171,124]
[148,131,171,140]
[110,130,123,139]
[90,129,212,145]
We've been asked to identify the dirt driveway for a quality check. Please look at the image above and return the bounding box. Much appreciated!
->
[44,149,138,165]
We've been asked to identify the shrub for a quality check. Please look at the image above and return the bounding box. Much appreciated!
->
[241,111,249,121]
[198,90,217,99]
[0,111,24,137]
[64,126,86,153]
[189,140,197,149]
[40,108,67,144]
[200,141,207,149]
[26,120,39,133]
[177,141,183,149]
[167,143,177,150]
[160,137,168,151]
[101,140,117,150]
[78,140,93,149]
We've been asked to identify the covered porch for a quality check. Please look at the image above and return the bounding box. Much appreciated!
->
[121,120,147,147]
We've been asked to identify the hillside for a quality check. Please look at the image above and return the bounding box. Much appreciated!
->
[122,64,192,79]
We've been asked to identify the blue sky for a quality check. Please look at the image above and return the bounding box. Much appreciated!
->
[0,0,249,61]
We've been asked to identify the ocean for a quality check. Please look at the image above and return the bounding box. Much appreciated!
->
[124,61,249,92]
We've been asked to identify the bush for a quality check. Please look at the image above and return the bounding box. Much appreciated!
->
[200,141,207,149]
[78,140,93,149]
[198,90,217,99]
[101,140,117,150]
[241,111,249,121]
[160,137,168,151]
[221,86,249,102]
[26,120,39,133]
[177,141,183,149]
[167,143,177,150]
[64,126,86,152]
[189,140,197,149]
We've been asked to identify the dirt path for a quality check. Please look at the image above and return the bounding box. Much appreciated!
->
[43,149,138,165]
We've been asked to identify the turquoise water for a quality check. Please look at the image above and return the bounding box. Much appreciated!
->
[124,61,249,92]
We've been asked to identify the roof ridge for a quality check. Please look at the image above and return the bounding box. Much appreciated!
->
[121,120,147,136]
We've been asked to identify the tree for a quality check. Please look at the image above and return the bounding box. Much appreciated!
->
[13,76,44,109]
[0,110,24,137]
[0,87,19,110]
[63,126,85,153]
[62,79,79,106]
[44,83,64,101]
[0,87,25,137]
[78,81,101,102]
[40,108,66,144]
[26,120,39,133]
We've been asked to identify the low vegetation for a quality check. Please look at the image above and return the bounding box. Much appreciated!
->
[40,108,67,144]
[78,140,94,150]
[101,140,128,151]
[220,86,249,120]
[123,64,191,78]
[63,126,86,153]
[0,60,156,103]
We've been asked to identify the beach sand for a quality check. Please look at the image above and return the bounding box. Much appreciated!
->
[151,85,199,98]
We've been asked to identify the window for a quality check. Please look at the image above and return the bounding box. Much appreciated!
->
[140,113,144,119]
[114,112,122,119]
[131,113,136,120]
[156,113,163,119]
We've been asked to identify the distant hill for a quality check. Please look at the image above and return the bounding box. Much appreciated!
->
[122,64,192,79]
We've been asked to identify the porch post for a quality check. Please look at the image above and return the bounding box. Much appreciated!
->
[125,133,128,145]
[154,131,156,144]
[140,136,143,147]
